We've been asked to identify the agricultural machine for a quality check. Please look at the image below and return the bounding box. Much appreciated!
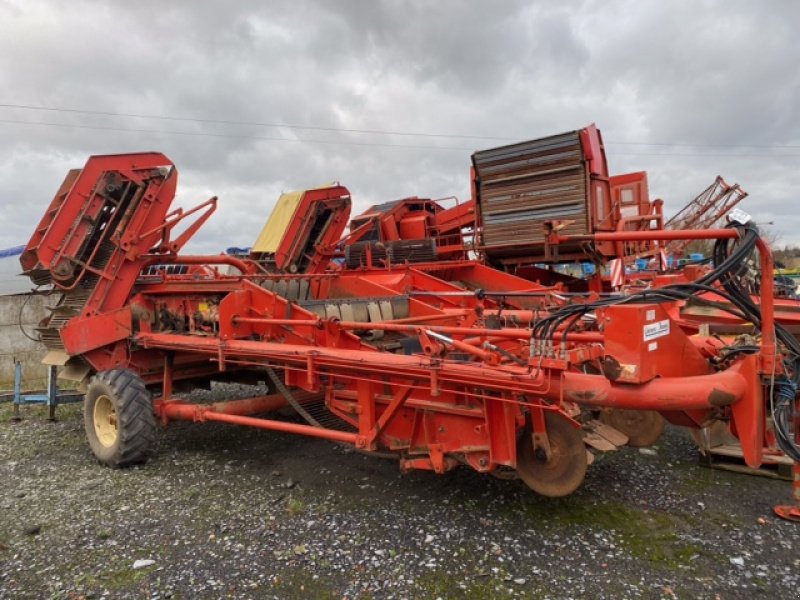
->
[18,125,800,520]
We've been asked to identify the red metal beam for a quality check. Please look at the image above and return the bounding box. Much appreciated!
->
[556,228,740,243]
[202,412,358,444]
[560,361,751,411]
[157,395,286,421]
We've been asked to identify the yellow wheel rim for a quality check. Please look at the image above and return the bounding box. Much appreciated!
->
[93,394,118,448]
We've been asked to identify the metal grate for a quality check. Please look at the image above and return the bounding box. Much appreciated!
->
[473,130,590,256]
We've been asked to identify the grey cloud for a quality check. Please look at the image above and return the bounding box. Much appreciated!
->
[0,0,797,257]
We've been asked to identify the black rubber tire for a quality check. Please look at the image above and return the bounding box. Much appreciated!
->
[84,369,155,467]
[517,412,587,498]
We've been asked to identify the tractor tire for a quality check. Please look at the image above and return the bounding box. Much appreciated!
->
[517,411,587,498]
[600,408,665,448]
[84,369,155,467]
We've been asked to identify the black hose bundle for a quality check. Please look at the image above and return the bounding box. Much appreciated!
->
[708,225,800,461]
[711,230,800,360]
[772,377,800,461]
[532,224,760,344]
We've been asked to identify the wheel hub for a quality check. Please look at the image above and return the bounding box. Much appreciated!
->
[93,394,118,448]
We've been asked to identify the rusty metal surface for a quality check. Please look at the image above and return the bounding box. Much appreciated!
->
[472,130,590,257]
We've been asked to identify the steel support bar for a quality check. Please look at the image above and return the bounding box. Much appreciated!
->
[754,238,776,371]
[557,229,741,243]
[368,385,413,443]
[155,392,355,443]
[156,393,295,421]
[774,395,800,523]
[234,317,578,342]
[202,411,359,444]
[11,361,81,420]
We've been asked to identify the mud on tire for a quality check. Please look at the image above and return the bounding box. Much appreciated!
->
[84,369,155,467]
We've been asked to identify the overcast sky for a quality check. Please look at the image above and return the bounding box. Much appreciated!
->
[0,0,798,257]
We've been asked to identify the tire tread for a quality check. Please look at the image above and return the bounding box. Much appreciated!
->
[85,369,155,468]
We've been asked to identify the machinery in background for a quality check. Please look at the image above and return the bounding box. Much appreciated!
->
[336,125,663,272]
[251,185,351,274]
[472,125,661,267]
[664,176,748,258]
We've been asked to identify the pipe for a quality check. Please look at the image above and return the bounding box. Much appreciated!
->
[156,390,322,421]
[755,237,775,364]
[157,394,287,421]
[560,366,749,411]
[556,229,741,243]
[235,317,537,340]
[235,316,605,345]
[202,412,358,444]
[154,391,356,443]
[142,254,259,275]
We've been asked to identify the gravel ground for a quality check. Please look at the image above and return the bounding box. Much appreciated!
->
[1,383,798,599]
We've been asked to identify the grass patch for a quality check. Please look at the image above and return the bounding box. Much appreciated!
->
[286,496,305,516]
[518,497,710,569]
[95,564,148,590]
[674,462,721,494]
[416,570,545,600]
[182,487,202,500]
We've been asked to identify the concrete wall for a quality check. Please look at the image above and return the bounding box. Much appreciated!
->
[0,293,51,389]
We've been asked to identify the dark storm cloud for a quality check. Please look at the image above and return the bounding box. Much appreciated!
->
[0,0,798,256]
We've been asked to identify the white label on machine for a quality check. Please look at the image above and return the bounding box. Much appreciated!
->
[643,319,670,341]
[648,342,658,352]
[645,309,656,321]
[728,208,752,225]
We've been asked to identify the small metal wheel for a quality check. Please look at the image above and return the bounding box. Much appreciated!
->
[600,408,665,448]
[517,412,587,498]
[84,369,155,467]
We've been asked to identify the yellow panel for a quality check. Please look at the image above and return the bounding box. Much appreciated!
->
[252,190,305,253]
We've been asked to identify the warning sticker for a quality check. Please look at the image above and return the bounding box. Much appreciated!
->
[643,319,670,341]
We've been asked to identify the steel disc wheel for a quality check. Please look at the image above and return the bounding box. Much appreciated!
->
[601,409,665,448]
[517,412,587,498]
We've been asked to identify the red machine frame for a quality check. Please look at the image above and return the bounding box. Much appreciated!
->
[19,147,800,518]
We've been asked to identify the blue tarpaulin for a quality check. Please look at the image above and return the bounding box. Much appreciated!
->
[0,245,29,295]
[0,245,24,259]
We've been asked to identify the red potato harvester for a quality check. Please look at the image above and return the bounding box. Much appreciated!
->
[19,129,800,520]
